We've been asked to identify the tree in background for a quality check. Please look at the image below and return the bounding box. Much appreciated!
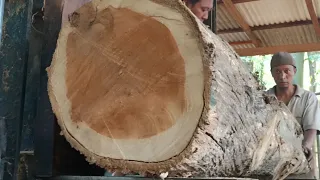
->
[242,55,267,90]
[241,54,273,90]
[307,52,320,92]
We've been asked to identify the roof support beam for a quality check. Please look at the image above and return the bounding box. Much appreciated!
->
[221,0,261,47]
[229,40,253,46]
[217,19,318,34]
[305,0,320,37]
[218,0,259,4]
[235,43,320,56]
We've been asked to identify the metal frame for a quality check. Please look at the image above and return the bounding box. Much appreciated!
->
[19,0,45,153]
[0,0,5,45]
[34,0,62,177]
[212,0,217,33]
[316,92,320,179]
[204,0,217,33]
[0,1,33,180]
[43,176,257,180]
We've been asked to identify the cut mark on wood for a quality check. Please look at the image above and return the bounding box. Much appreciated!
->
[66,6,186,139]
[250,112,280,171]
[205,132,225,152]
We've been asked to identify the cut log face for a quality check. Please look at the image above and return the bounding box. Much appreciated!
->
[49,0,310,179]
[50,0,204,162]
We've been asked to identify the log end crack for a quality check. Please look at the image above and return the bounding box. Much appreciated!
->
[205,132,225,152]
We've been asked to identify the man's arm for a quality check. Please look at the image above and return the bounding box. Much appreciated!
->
[302,129,317,161]
[303,129,317,150]
[302,93,320,161]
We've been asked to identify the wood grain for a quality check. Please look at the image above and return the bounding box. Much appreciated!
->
[65,6,186,139]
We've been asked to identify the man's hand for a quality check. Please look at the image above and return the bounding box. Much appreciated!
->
[302,129,317,162]
[302,145,313,162]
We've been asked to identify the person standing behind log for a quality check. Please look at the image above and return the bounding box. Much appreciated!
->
[266,52,320,179]
[182,0,213,22]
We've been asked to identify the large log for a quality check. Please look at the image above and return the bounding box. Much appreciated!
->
[48,0,310,179]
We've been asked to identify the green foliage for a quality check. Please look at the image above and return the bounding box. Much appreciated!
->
[307,51,320,62]
[241,55,273,89]
[306,52,320,90]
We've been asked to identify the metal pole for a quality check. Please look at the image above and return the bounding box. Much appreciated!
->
[212,0,217,33]
[0,0,32,179]
[316,93,320,179]
[0,0,5,45]
[316,136,320,179]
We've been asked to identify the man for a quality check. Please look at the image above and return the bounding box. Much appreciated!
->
[266,52,320,179]
[182,0,213,22]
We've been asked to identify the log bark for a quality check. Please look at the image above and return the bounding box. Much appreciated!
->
[48,0,310,179]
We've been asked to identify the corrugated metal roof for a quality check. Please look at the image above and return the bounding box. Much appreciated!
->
[216,0,320,52]
[216,4,240,30]
[218,25,320,50]
[254,24,319,47]
[234,0,314,27]
[219,32,249,42]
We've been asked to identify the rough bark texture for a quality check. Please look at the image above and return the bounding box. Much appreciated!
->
[49,0,310,179]
[168,24,309,179]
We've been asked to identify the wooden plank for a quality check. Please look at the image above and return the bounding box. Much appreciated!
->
[305,0,320,37]
[217,19,317,34]
[0,0,33,179]
[221,0,261,47]
[235,43,320,56]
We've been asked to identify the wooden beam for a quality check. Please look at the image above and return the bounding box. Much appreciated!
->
[229,40,253,45]
[305,0,320,36]
[218,0,259,4]
[218,27,243,34]
[252,19,318,31]
[235,43,320,56]
[217,20,316,34]
[221,0,261,47]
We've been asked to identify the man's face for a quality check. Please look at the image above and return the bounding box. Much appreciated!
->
[271,65,296,88]
[185,0,213,22]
